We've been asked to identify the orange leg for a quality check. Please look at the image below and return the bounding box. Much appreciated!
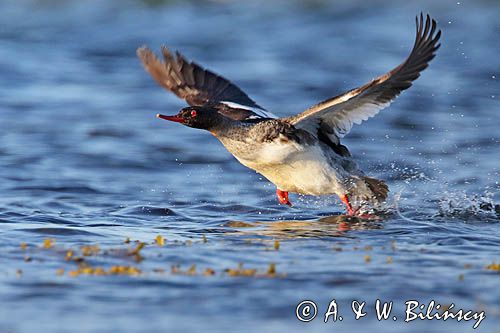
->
[276,189,292,206]
[340,194,355,215]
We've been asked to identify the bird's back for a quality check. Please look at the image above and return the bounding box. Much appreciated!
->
[213,119,359,195]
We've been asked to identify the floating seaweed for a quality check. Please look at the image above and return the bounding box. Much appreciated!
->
[486,262,500,272]
[68,265,142,277]
[267,263,276,275]
[18,236,286,280]
[225,263,257,277]
[155,235,165,246]
[81,245,100,256]
[42,239,54,249]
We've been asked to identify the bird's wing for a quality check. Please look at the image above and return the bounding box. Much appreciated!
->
[287,14,441,142]
[137,46,276,120]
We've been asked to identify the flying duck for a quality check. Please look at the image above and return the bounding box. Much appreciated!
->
[137,14,441,216]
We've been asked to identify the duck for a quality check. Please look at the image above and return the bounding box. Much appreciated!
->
[137,14,441,216]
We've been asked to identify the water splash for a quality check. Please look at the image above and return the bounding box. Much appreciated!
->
[436,190,499,222]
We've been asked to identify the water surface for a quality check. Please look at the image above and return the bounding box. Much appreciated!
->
[0,1,498,332]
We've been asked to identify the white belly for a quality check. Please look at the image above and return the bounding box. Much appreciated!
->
[232,138,347,196]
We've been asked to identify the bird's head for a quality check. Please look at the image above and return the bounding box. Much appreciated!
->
[156,106,222,131]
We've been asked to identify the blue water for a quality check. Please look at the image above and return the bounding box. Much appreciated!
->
[0,1,498,332]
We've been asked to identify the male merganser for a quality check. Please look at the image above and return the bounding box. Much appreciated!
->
[137,14,441,216]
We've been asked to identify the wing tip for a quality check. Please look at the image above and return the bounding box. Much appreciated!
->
[415,12,442,42]
[136,45,153,61]
[138,45,188,69]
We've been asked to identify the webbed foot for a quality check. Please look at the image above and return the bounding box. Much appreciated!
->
[340,194,355,215]
[276,189,292,206]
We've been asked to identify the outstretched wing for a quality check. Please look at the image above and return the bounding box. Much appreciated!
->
[137,46,276,120]
[288,14,441,142]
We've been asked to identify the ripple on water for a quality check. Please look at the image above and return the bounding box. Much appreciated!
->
[15,227,101,237]
[10,185,103,194]
[21,215,82,226]
[194,203,280,215]
[5,282,76,301]
[116,205,179,217]
[0,211,27,219]
[86,128,135,138]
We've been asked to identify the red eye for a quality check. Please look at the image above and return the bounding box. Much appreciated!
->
[191,110,197,117]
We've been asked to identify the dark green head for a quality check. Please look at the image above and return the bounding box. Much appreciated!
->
[157,105,224,131]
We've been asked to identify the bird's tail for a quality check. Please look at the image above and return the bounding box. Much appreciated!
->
[348,176,389,204]
[362,176,389,202]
